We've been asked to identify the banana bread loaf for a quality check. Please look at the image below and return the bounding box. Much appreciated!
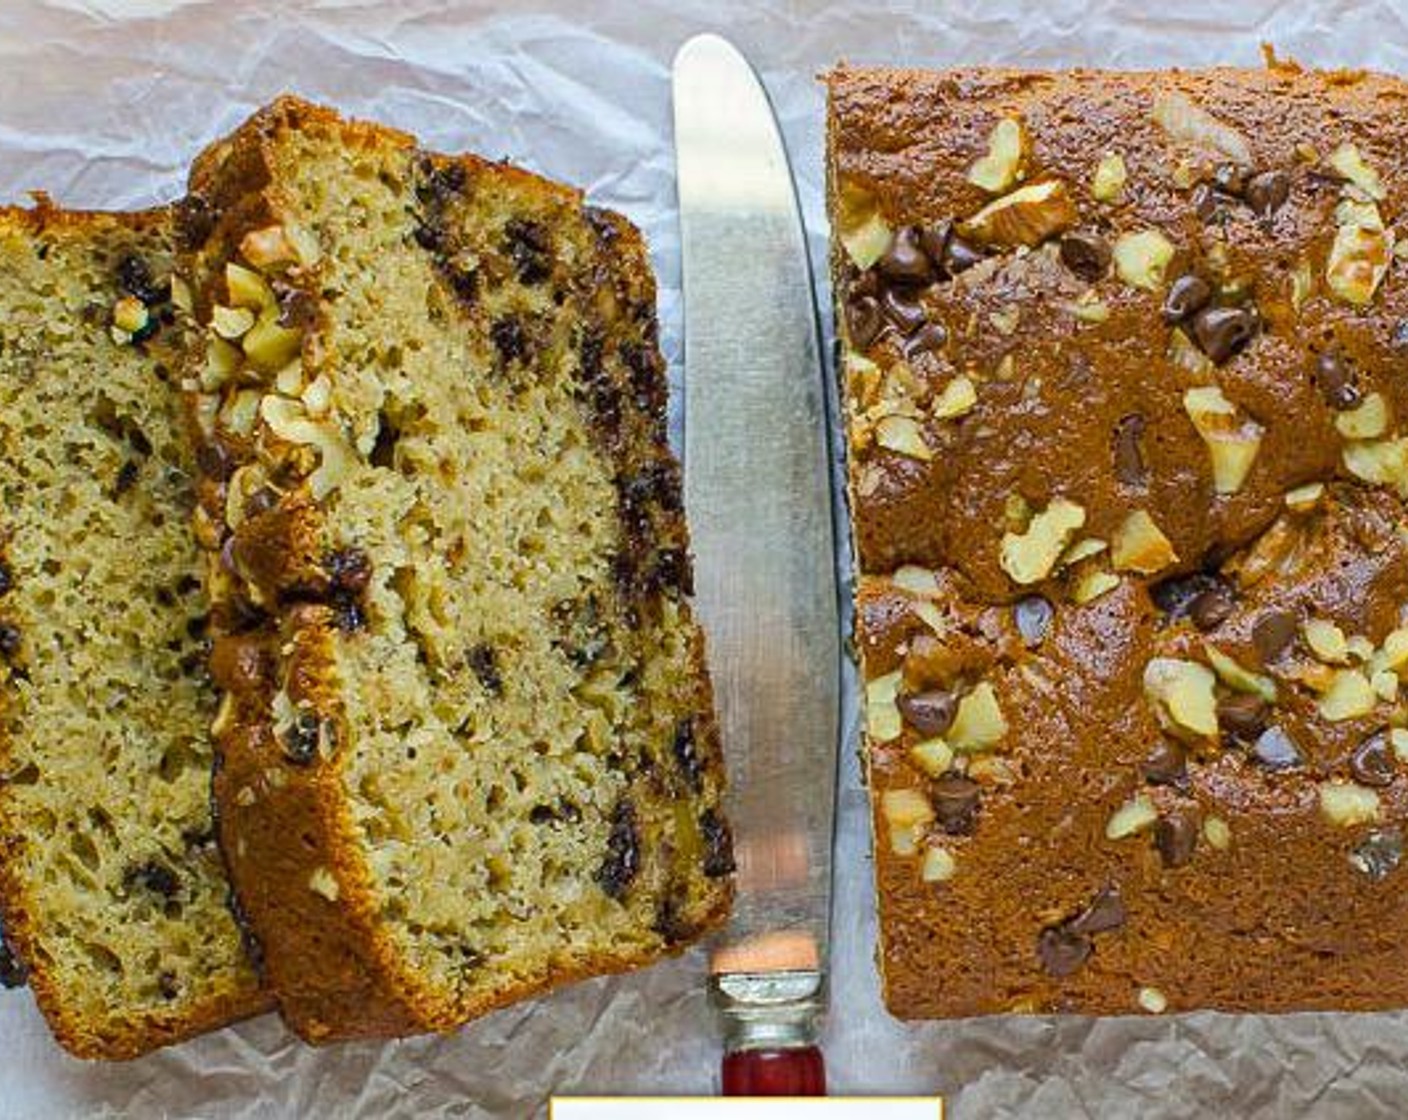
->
[179,97,733,1042]
[0,201,267,1058]
[828,61,1408,1017]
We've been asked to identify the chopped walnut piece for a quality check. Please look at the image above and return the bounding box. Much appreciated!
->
[959,180,1077,249]
[999,498,1086,585]
[967,117,1029,194]
[1110,510,1178,574]
[1091,152,1127,202]
[1113,230,1176,291]
[1183,386,1263,495]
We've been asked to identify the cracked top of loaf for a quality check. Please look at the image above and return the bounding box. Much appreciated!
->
[827,61,1408,1017]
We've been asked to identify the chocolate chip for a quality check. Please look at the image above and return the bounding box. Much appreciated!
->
[672,718,705,792]
[1059,231,1111,282]
[1143,739,1189,788]
[1191,306,1258,364]
[942,233,985,275]
[897,689,958,737]
[1113,413,1147,487]
[1069,884,1126,935]
[1037,926,1092,977]
[1245,170,1290,218]
[1014,595,1054,647]
[877,226,936,286]
[1218,693,1269,742]
[468,644,503,695]
[930,773,981,835]
[904,322,948,357]
[124,861,180,899]
[595,800,640,900]
[1251,725,1303,770]
[1155,811,1199,868]
[1151,573,1230,626]
[0,623,20,658]
[0,561,11,597]
[282,713,329,766]
[881,288,926,334]
[1350,732,1397,788]
[1162,274,1212,323]
[491,316,527,363]
[1192,589,1237,634]
[846,294,884,349]
[333,598,367,633]
[503,217,552,285]
[700,808,736,877]
[1191,183,1221,222]
[1252,610,1298,664]
[196,440,234,482]
[1350,829,1403,881]
[1316,348,1360,410]
[325,548,372,595]
[918,222,951,269]
[114,460,140,495]
[116,254,168,306]
[0,924,25,989]
[1213,163,1248,198]
[653,893,698,946]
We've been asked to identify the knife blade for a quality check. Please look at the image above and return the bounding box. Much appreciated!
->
[671,32,840,1097]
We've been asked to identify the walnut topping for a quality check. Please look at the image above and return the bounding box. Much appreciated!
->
[1327,199,1392,306]
[919,845,957,883]
[1342,437,1408,496]
[308,866,340,902]
[225,262,275,310]
[882,787,934,856]
[1072,569,1120,605]
[1182,385,1263,495]
[1335,392,1390,440]
[1303,618,1350,664]
[909,737,954,778]
[240,222,321,269]
[932,375,977,419]
[967,117,1029,194]
[865,670,903,743]
[1105,793,1158,840]
[1091,152,1127,203]
[1319,781,1382,827]
[1113,230,1176,291]
[1204,644,1276,702]
[836,180,892,270]
[259,395,355,498]
[875,414,932,461]
[1110,510,1177,575]
[1202,815,1232,850]
[1284,482,1324,512]
[1151,92,1253,167]
[999,497,1086,585]
[959,179,1077,249]
[1327,142,1386,201]
[1143,657,1218,738]
[946,682,1007,753]
[1316,669,1376,721]
[212,304,255,340]
[1137,987,1168,1014]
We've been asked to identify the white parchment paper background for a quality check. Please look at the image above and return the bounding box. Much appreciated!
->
[4,1,1408,1116]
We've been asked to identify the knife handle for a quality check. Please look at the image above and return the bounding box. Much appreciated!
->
[722,1046,826,1096]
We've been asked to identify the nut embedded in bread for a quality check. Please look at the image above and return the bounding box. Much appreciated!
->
[180,97,734,1042]
[0,202,268,1059]
[829,63,1408,1017]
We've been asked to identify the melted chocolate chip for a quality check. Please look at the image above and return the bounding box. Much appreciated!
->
[1037,926,1091,977]
[503,217,552,285]
[1213,163,1248,198]
[846,293,884,349]
[1069,884,1126,936]
[700,808,736,877]
[918,223,951,268]
[116,254,168,306]
[1251,725,1303,770]
[196,440,234,482]
[1245,170,1290,218]
[0,561,10,597]
[897,689,958,737]
[930,773,981,835]
[1142,739,1188,787]
[491,316,528,364]
[325,548,372,595]
[0,623,20,658]
[114,460,140,496]
[1191,306,1258,364]
[468,644,503,695]
[1162,274,1212,323]
[1150,573,1231,626]
[1350,829,1403,881]
[1188,585,1236,632]
[904,321,948,357]
[1252,610,1298,664]
[877,226,936,286]
[124,861,180,899]
[1058,231,1111,282]
[0,927,25,989]
[595,800,641,900]
[1217,693,1269,742]
[942,233,985,275]
[1014,595,1054,647]
[282,713,327,766]
[333,599,367,634]
[652,893,697,946]
[1316,348,1360,410]
[881,288,926,334]
[1113,413,1147,487]
[1350,732,1397,788]
[672,718,704,792]
[1155,811,1199,868]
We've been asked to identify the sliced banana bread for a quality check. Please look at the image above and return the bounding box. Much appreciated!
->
[180,97,733,1042]
[0,201,268,1058]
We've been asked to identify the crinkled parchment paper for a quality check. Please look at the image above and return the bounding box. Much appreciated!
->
[5,1,1408,1116]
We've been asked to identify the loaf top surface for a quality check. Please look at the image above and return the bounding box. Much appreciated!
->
[828,64,1408,1017]
[0,202,265,1058]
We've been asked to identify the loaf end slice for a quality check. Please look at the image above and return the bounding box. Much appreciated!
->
[181,97,733,1042]
[0,202,268,1058]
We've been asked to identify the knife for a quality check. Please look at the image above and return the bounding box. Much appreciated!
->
[672,33,840,1098]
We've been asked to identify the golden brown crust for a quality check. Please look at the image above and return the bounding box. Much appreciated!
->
[829,65,1408,1017]
[185,97,730,1042]
[0,201,270,1060]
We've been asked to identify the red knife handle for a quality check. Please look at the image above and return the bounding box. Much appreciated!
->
[722,1046,826,1096]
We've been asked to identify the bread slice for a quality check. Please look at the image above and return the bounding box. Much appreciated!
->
[179,97,733,1042]
[0,201,268,1058]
